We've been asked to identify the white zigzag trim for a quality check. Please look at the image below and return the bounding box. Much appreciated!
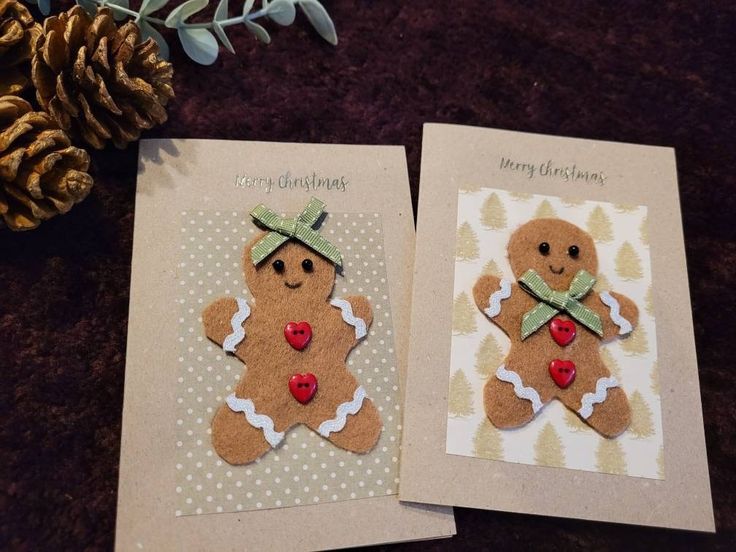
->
[330,298,368,340]
[495,365,543,414]
[318,386,367,437]
[484,279,512,318]
[578,376,619,419]
[223,297,250,352]
[599,291,633,335]
[225,394,284,447]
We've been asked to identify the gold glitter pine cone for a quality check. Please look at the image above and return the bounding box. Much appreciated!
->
[0,95,93,231]
[0,0,41,96]
[31,6,174,149]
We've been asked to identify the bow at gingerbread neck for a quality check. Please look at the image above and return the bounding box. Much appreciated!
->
[249,197,342,266]
[518,268,602,340]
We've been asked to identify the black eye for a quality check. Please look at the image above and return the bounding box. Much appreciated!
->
[272,259,285,273]
[568,245,580,258]
[538,242,550,255]
[302,259,314,272]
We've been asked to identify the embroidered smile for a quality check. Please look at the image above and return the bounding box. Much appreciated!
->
[284,281,303,289]
[549,265,565,275]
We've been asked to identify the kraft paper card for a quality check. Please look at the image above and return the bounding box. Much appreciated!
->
[115,138,455,551]
[399,123,714,531]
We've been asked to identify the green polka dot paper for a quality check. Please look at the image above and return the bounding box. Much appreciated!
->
[448,188,664,480]
[175,211,401,516]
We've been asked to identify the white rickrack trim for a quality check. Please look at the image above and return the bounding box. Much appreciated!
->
[484,279,512,318]
[578,376,619,419]
[599,291,633,335]
[330,298,368,340]
[317,386,367,437]
[225,394,284,448]
[495,365,543,414]
[222,297,250,352]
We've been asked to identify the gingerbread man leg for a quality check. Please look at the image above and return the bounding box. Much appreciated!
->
[211,404,274,465]
[305,383,382,453]
[559,362,631,438]
[484,367,538,429]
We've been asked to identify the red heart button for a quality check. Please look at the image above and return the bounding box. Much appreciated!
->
[549,359,576,388]
[549,318,576,346]
[284,321,312,351]
[289,373,318,404]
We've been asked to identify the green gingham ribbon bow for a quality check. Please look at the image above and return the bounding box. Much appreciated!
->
[518,269,602,340]
[249,197,342,266]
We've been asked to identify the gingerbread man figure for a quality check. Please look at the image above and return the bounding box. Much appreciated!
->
[473,218,639,438]
[203,199,382,465]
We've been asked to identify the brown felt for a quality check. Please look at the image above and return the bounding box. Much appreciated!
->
[473,218,639,438]
[203,233,381,464]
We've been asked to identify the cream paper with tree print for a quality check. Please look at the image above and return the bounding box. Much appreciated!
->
[445,187,664,479]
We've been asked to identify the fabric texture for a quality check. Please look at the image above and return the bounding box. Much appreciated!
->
[1,0,734,549]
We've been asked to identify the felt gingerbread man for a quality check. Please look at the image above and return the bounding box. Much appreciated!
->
[473,218,639,438]
[203,198,382,465]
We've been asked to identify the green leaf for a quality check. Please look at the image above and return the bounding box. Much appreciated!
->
[267,0,296,26]
[178,27,219,65]
[165,0,210,28]
[298,0,337,45]
[212,0,235,54]
[37,0,51,16]
[106,0,130,21]
[139,0,170,16]
[140,19,170,60]
[242,0,255,16]
[244,20,271,43]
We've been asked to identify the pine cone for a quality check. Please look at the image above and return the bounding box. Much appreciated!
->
[0,95,93,230]
[31,6,174,149]
[0,0,41,96]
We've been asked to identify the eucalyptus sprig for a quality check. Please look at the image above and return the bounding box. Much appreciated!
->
[23,0,337,65]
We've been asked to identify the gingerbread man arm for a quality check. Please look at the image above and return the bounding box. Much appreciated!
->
[340,295,373,346]
[585,290,639,341]
[202,297,249,350]
[472,274,526,337]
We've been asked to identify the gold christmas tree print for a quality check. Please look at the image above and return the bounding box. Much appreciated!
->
[481,193,507,229]
[645,285,654,316]
[456,222,480,261]
[452,292,478,335]
[593,273,612,293]
[562,197,586,206]
[534,422,565,468]
[472,418,504,459]
[481,259,503,278]
[564,408,590,432]
[628,391,655,439]
[510,191,532,201]
[600,347,621,379]
[448,369,474,417]
[534,199,557,219]
[657,446,665,479]
[620,325,649,356]
[595,439,627,475]
[586,205,613,243]
[475,333,504,378]
[639,215,649,246]
[650,361,660,395]
[615,241,644,280]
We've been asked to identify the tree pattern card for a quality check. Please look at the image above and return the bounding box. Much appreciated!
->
[400,124,713,531]
[116,139,455,551]
[447,188,662,479]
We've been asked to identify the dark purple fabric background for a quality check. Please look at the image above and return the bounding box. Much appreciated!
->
[2,1,735,550]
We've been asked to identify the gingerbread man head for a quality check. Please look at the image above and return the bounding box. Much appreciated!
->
[508,218,598,291]
[243,235,336,302]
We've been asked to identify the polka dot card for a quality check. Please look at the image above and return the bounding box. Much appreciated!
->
[116,139,455,550]
[400,124,713,532]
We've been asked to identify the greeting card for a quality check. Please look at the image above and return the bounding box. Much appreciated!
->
[115,139,455,550]
[399,124,714,531]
